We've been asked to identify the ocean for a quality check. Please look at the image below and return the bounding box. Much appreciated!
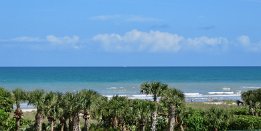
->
[1,67,261,101]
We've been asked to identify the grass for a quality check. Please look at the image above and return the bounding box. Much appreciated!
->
[23,111,36,120]
[186,102,238,110]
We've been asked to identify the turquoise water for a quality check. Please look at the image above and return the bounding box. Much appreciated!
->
[0,67,261,95]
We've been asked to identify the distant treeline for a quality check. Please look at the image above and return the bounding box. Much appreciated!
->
[0,82,261,131]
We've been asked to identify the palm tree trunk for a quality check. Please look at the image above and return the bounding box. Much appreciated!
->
[151,96,158,131]
[59,117,65,131]
[83,118,88,131]
[50,120,54,131]
[35,111,43,131]
[83,111,89,131]
[64,118,68,131]
[179,120,184,131]
[112,116,118,128]
[48,117,55,131]
[138,119,146,131]
[72,113,80,131]
[15,103,22,131]
[15,117,20,131]
[69,117,73,131]
[151,109,157,131]
[168,105,176,131]
[60,123,64,131]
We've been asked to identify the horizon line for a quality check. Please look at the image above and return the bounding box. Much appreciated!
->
[0,66,261,68]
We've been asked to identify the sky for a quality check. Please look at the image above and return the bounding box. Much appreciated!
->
[0,0,261,66]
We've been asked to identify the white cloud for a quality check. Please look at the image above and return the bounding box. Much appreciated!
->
[187,37,227,46]
[0,35,81,49]
[93,29,228,52]
[46,35,80,49]
[93,30,183,52]
[238,35,250,46]
[46,35,80,45]
[0,36,42,43]
[12,36,42,42]
[238,35,261,52]
[90,15,161,23]
[186,36,228,50]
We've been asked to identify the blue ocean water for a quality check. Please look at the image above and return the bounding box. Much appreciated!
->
[0,67,261,95]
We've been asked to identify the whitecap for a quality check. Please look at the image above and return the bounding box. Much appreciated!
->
[242,86,261,89]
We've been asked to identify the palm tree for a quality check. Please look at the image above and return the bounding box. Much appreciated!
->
[56,92,67,131]
[131,99,155,131]
[92,96,109,128]
[63,92,75,131]
[12,88,26,131]
[78,89,100,131]
[65,91,82,131]
[242,88,261,116]
[140,81,168,131]
[44,92,58,131]
[161,88,185,131]
[103,95,130,130]
[27,89,46,131]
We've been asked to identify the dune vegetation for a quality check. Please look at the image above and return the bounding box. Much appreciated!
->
[0,82,261,131]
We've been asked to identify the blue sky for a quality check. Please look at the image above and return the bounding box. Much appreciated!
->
[0,0,261,66]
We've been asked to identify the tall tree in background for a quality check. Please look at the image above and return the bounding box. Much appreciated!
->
[161,88,185,131]
[44,92,58,131]
[132,99,155,131]
[12,88,26,131]
[79,89,100,131]
[242,88,261,116]
[140,82,168,131]
[27,89,46,131]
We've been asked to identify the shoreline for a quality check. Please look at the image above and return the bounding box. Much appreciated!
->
[19,93,241,112]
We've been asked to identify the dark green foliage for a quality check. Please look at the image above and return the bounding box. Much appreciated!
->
[228,115,261,130]
[156,116,167,130]
[140,81,168,101]
[242,88,261,116]
[0,109,11,130]
[230,107,250,115]
[0,87,13,112]
[0,86,261,130]
[0,88,16,130]
[204,107,231,131]
[183,108,206,131]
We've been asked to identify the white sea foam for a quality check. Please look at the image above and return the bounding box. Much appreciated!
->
[103,92,241,102]
[184,93,203,97]
[222,88,231,91]
[242,86,261,89]
[20,92,242,111]
[107,86,127,91]
[107,87,117,90]
[208,92,234,95]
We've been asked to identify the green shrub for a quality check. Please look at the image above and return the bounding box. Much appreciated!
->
[0,109,16,131]
[204,108,231,131]
[228,115,261,130]
[183,108,206,131]
[230,107,250,115]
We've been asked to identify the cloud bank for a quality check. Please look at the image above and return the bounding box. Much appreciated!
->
[238,35,261,52]
[1,31,261,53]
[46,35,80,49]
[0,35,81,49]
[93,29,228,52]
